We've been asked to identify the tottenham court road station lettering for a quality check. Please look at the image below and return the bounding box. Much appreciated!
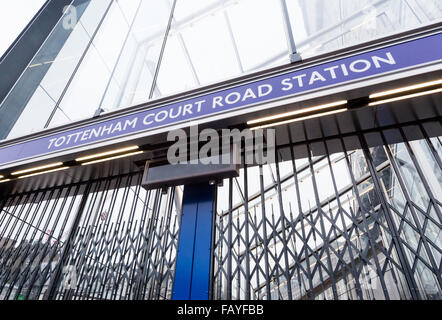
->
[0,33,441,166]
[47,51,393,150]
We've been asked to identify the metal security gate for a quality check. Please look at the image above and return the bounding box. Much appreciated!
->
[212,122,442,300]
[0,172,181,300]
[0,122,441,300]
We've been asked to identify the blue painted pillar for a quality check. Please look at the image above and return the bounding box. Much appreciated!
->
[172,182,216,300]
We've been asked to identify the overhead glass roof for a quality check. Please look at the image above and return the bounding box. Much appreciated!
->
[288,0,442,58]
[1,0,441,140]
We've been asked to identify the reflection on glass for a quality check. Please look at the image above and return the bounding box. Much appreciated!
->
[410,139,442,199]
[1,0,103,140]
[389,143,430,211]
[2,0,442,141]
[287,0,442,58]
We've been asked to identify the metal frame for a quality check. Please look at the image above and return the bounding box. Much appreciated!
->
[0,119,440,300]
[0,171,181,300]
[212,119,442,300]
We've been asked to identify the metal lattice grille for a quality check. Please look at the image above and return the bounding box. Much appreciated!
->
[213,124,442,300]
[0,172,181,300]
[0,123,441,300]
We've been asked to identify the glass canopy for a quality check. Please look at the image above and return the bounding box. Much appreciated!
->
[1,0,441,140]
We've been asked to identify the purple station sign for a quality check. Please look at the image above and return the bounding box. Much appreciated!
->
[0,33,441,167]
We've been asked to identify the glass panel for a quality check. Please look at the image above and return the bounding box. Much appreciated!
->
[39,22,92,101]
[55,45,112,122]
[155,0,290,97]
[1,0,111,140]
[429,137,442,162]
[409,139,442,200]
[379,166,406,212]
[48,108,71,129]
[155,31,199,97]
[7,86,56,138]
[53,0,172,123]
[0,0,173,139]
[4,0,441,142]
[223,0,288,71]
[102,0,171,108]
[388,142,431,211]
[175,11,241,85]
[287,0,442,58]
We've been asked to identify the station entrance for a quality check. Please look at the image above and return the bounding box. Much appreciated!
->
[0,119,441,300]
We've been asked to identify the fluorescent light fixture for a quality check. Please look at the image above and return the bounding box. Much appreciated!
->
[80,151,144,166]
[250,108,348,130]
[369,79,442,99]
[247,100,347,125]
[0,175,3,179]
[18,166,69,179]
[0,179,10,184]
[76,146,139,162]
[11,162,63,176]
[368,88,442,106]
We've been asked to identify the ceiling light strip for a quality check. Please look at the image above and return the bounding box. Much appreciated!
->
[247,100,348,125]
[75,146,139,162]
[11,162,64,176]
[0,179,10,184]
[80,151,144,166]
[368,88,442,106]
[250,108,348,130]
[369,79,442,99]
[18,166,70,179]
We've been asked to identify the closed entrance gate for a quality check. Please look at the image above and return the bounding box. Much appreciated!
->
[0,122,441,300]
[0,173,181,300]
[212,122,442,300]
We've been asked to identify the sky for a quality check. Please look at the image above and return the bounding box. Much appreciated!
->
[0,0,46,58]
